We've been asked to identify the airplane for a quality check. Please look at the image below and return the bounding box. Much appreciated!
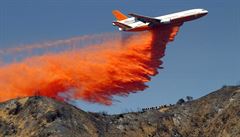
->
[112,9,208,31]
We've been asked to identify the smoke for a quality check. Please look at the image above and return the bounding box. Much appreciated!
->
[0,26,180,105]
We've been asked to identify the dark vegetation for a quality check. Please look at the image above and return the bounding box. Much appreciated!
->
[0,85,239,137]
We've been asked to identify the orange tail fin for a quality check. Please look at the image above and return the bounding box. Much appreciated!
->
[112,10,128,21]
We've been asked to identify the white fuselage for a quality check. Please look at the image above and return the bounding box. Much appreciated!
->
[117,9,208,31]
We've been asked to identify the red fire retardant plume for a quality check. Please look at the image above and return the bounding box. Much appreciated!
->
[0,26,180,105]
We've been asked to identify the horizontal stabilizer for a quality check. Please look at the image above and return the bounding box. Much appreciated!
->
[112,21,132,30]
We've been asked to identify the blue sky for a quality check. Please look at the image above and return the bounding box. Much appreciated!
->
[0,1,239,114]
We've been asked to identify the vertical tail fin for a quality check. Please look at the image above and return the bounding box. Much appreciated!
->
[112,10,128,21]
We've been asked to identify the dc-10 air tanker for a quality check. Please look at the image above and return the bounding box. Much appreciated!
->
[112,9,208,31]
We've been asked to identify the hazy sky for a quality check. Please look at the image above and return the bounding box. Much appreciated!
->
[0,1,239,114]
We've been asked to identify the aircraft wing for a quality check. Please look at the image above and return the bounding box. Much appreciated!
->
[128,13,160,24]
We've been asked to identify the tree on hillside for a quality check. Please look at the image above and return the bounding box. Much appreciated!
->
[176,98,185,105]
[186,96,193,101]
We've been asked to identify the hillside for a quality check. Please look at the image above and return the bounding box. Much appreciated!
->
[0,86,239,137]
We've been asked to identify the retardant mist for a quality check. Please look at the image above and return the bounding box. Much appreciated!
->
[0,26,180,105]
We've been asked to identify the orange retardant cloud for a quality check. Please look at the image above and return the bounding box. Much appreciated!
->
[0,26,180,105]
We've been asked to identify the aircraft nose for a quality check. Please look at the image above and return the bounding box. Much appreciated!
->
[202,10,208,15]
[200,9,208,16]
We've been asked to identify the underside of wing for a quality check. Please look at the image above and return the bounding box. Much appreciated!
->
[128,13,160,24]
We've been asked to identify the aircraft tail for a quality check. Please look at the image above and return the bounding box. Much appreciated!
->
[112,10,128,21]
